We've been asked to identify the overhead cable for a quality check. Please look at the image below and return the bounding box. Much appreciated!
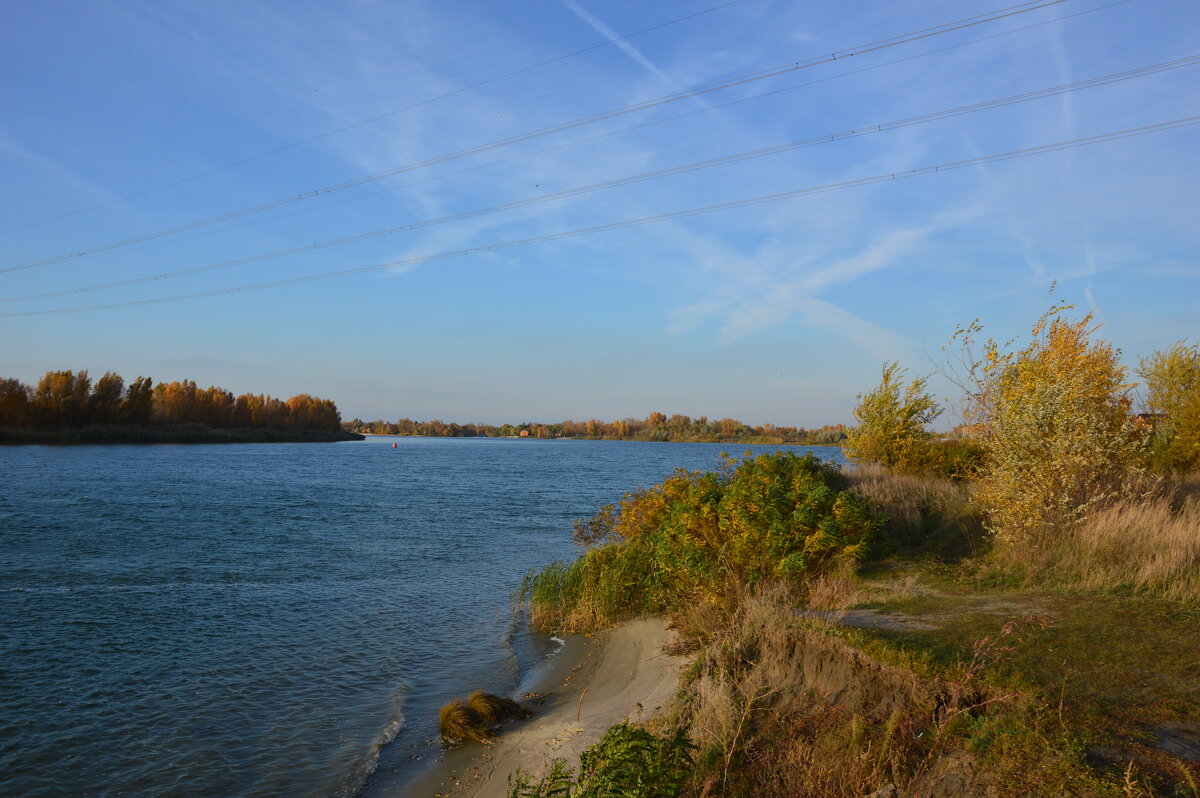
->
[67,0,1135,267]
[0,0,1069,274]
[6,53,1195,304]
[5,115,1194,317]
[0,1,744,236]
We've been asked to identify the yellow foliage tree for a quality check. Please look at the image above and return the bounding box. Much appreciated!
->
[958,306,1147,546]
[1138,341,1200,473]
[843,362,941,474]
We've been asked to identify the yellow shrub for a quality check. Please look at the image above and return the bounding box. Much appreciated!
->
[961,307,1147,546]
[843,362,941,474]
[1138,341,1200,473]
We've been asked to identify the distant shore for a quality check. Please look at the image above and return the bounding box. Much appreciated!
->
[401,617,685,798]
[360,432,839,446]
[0,424,365,444]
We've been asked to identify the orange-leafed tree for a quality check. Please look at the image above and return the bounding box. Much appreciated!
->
[32,370,92,427]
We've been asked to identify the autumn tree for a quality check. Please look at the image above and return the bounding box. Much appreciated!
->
[843,362,941,473]
[153,379,200,424]
[121,377,154,424]
[956,307,1147,546]
[0,378,31,427]
[1138,341,1200,473]
[32,370,92,427]
[89,372,125,425]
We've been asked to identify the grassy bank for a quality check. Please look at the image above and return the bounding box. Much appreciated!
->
[0,424,365,444]
[513,455,1199,797]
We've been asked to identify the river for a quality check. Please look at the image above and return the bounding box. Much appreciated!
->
[0,436,845,796]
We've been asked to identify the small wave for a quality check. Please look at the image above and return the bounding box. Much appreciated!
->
[550,636,565,645]
[340,702,407,798]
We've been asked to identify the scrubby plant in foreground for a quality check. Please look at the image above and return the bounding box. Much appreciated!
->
[519,452,881,633]
[507,722,694,798]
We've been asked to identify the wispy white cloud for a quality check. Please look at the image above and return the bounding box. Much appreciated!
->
[563,0,676,86]
[0,131,118,203]
[665,198,981,359]
[795,298,909,362]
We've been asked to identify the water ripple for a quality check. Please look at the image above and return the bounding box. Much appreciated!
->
[1,439,844,796]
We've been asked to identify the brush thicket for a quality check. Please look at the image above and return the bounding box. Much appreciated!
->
[519,452,878,635]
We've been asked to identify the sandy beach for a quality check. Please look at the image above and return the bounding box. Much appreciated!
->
[404,617,686,798]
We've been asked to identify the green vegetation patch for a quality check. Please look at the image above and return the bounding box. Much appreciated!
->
[839,571,1200,795]
[508,722,694,798]
[519,452,882,633]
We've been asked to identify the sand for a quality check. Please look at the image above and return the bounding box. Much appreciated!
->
[404,617,686,797]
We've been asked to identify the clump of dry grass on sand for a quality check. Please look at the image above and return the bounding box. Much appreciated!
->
[466,690,524,724]
[439,692,528,744]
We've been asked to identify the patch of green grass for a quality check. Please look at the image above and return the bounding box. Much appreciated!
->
[836,582,1200,795]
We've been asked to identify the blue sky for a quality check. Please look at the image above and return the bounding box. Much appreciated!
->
[1,0,1196,426]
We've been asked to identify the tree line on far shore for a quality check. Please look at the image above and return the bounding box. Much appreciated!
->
[0,370,343,432]
[345,412,850,445]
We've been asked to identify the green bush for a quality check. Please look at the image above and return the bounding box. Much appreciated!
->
[519,452,881,632]
[843,362,942,474]
[1138,340,1200,474]
[507,722,694,798]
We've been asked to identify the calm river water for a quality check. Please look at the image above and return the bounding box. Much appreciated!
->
[0,437,845,796]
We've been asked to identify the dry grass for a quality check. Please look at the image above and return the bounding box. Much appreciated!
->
[675,585,936,797]
[439,698,488,744]
[844,465,984,556]
[440,691,529,744]
[1160,472,1200,505]
[466,690,523,724]
[1020,491,1200,604]
[801,564,863,613]
[671,581,1139,796]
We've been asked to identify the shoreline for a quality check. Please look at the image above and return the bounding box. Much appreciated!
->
[398,617,686,798]
[0,425,364,444]
[361,432,840,446]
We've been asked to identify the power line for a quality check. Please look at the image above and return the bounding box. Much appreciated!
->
[8,54,1194,304]
[0,1,744,236]
[0,0,1068,274]
[6,116,1194,317]
[63,0,1134,269]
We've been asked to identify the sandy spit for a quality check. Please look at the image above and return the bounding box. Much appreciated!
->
[404,617,686,798]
